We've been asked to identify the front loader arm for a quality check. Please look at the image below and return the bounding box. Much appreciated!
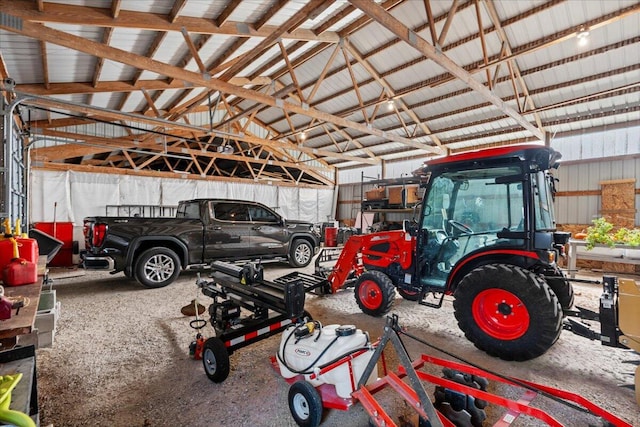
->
[327,231,415,293]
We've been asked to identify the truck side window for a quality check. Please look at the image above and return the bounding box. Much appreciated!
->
[177,202,200,219]
[214,203,249,222]
[248,206,279,223]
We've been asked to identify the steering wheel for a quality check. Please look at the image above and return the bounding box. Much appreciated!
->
[448,220,473,235]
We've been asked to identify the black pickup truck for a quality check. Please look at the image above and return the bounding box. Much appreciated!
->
[82,199,321,288]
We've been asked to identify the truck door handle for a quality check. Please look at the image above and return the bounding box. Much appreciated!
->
[252,226,262,231]
[212,226,222,230]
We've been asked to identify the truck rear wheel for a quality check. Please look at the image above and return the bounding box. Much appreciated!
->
[453,264,562,361]
[355,270,396,317]
[134,247,181,288]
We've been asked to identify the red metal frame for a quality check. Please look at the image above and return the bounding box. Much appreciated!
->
[273,348,632,427]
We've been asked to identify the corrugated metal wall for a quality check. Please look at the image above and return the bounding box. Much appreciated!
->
[336,126,640,226]
[555,157,640,226]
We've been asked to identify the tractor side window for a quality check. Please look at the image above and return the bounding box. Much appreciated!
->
[533,171,555,231]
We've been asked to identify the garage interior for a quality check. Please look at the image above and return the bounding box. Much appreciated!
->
[0,1,639,426]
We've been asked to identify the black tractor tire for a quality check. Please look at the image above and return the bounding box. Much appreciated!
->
[354,271,396,317]
[453,264,562,361]
[202,337,230,383]
[288,380,323,427]
[397,287,422,301]
[134,247,181,288]
[545,274,574,310]
[289,239,314,268]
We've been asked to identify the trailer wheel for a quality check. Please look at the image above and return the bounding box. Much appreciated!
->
[134,247,180,288]
[202,337,230,383]
[453,264,562,361]
[289,239,314,268]
[288,381,323,427]
[545,274,574,310]
[355,271,396,317]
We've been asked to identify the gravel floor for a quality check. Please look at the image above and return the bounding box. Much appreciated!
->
[33,262,639,427]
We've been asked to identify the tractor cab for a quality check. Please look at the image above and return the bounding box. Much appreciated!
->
[414,144,565,291]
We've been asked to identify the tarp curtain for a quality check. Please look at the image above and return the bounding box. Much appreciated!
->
[30,170,335,225]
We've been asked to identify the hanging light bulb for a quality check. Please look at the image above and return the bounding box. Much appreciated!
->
[387,99,395,111]
[577,27,590,47]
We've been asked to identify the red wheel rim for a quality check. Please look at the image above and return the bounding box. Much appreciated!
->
[472,288,530,340]
[358,279,383,310]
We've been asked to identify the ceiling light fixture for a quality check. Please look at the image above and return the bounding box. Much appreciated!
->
[577,27,590,47]
[300,132,307,141]
[387,100,395,111]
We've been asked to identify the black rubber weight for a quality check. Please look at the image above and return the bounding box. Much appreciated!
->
[453,264,562,361]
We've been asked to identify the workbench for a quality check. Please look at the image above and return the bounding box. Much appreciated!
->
[0,259,46,425]
[566,239,640,278]
[0,281,42,349]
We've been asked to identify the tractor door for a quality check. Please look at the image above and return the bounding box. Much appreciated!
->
[417,165,527,289]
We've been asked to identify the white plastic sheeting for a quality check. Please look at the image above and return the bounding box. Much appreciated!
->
[29,170,335,225]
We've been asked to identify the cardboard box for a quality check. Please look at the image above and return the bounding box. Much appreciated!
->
[388,185,421,206]
[405,185,420,204]
[388,187,403,205]
[365,187,385,200]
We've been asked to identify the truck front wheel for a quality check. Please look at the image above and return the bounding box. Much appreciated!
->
[453,264,562,361]
[134,247,181,288]
[289,239,313,268]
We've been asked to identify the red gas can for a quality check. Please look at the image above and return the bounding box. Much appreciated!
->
[2,238,38,286]
[16,238,39,264]
[0,239,14,273]
[2,259,37,286]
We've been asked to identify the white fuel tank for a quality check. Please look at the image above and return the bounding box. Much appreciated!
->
[277,323,376,398]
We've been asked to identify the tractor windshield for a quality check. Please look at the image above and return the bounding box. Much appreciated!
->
[421,165,525,235]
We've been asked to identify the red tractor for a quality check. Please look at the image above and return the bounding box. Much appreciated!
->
[320,144,572,361]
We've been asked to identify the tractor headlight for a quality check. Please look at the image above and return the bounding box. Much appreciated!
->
[547,251,556,264]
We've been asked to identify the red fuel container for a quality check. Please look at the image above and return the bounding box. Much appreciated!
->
[0,239,14,272]
[3,258,37,286]
[16,238,39,264]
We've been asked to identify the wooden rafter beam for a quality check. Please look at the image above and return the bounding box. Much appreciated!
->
[348,0,545,141]
[219,0,333,81]
[38,40,49,89]
[24,94,377,166]
[93,27,113,88]
[215,0,241,27]
[1,13,437,155]
[111,0,121,18]
[343,40,443,147]
[31,129,335,182]
[16,77,273,96]
[168,0,187,23]
[438,0,460,46]
[0,1,341,43]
